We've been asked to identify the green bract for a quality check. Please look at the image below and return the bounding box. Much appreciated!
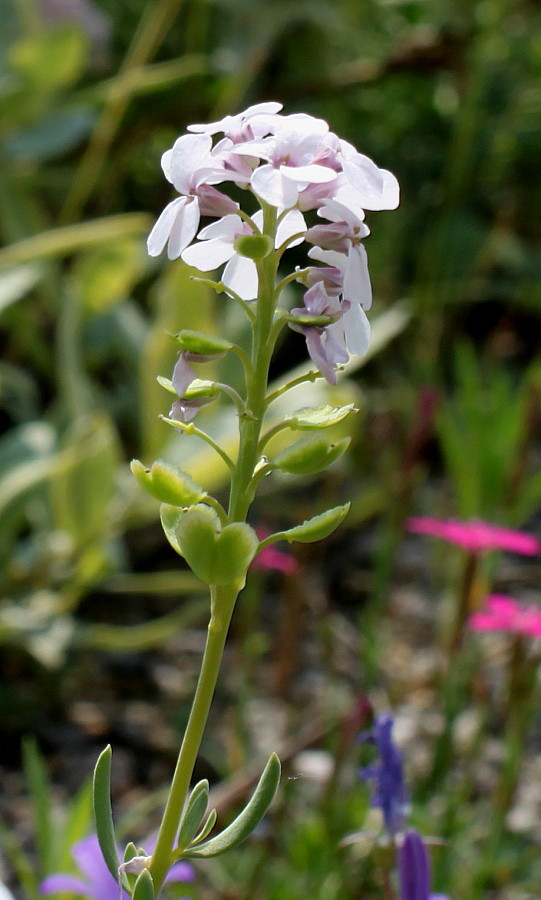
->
[131,460,206,506]
[234,233,273,260]
[175,505,259,585]
[169,329,233,355]
[286,404,357,430]
[264,503,350,545]
[274,436,351,475]
[132,869,154,900]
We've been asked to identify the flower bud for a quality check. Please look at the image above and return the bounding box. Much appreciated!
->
[234,233,273,260]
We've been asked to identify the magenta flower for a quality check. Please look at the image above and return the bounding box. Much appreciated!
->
[252,528,299,575]
[469,595,541,638]
[40,835,193,900]
[407,517,540,556]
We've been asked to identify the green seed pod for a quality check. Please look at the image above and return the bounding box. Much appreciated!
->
[169,330,233,356]
[274,435,351,475]
[131,460,206,506]
[176,505,259,585]
[286,403,357,430]
[234,233,274,260]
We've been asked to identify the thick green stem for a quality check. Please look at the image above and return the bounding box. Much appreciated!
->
[149,206,282,893]
[149,581,239,892]
[228,207,279,523]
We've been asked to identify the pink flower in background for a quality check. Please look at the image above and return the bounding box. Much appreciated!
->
[252,528,299,575]
[407,517,540,556]
[469,595,541,638]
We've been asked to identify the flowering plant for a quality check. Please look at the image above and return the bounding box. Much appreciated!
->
[91,102,398,899]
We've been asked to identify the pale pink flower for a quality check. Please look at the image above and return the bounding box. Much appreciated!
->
[187,102,283,142]
[407,517,540,556]
[308,246,371,357]
[469,595,541,638]
[181,209,306,300]
[289,281,350,385]
[147,133,234,259]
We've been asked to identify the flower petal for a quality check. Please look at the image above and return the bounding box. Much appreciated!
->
[222,254,258,300]
[343,303,371,357]
[147,198,186,257]
[167,197,200,259]
[276,209,307,248]
[251,165,296,208]
[182,237,234,271]
[343,244,372,310]
[40,875,92,896]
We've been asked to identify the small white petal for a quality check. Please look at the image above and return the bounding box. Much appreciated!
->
[166,196,200,259]
[181,237,233,270]
[276,209,307,248]
[343,303,371,356]
[344,244,372,310]
[280,164,337,185]
[251,165,297,208]
[147,197,185,257]
[169,133,214,192]
[223,254,258,301]
[197,213,244,241]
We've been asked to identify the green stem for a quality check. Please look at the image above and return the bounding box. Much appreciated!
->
[149,581,240,892]
[149,205,283,893]
[160,416,235,470]
[228,207,279,523]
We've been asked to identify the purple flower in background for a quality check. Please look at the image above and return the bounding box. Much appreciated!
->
[359,714,409,836]
[40,835,193,900]
[398,830,449,900]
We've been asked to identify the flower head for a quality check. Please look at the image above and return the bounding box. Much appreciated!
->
[469,594,541,638]
[40,835,193,900]
[407,517,540,556]
[398,830,449,900]
[359,714,409,836]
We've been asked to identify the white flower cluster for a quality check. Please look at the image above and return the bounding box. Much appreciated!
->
[148,102,399,391]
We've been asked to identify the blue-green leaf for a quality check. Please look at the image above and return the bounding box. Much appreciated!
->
[185,753,280,858]
[177,780,209,851]
[132,868,154,900]
[93,746,120,882]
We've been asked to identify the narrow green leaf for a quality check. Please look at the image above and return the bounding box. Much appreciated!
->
[133,868,154,900]
[192,808,217,846]
[185,753,280,858]
[177,780,209,851]
[22,737,53,876]
[261,504,350,546]
[58,779,93,870]
[93,746,120,882]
